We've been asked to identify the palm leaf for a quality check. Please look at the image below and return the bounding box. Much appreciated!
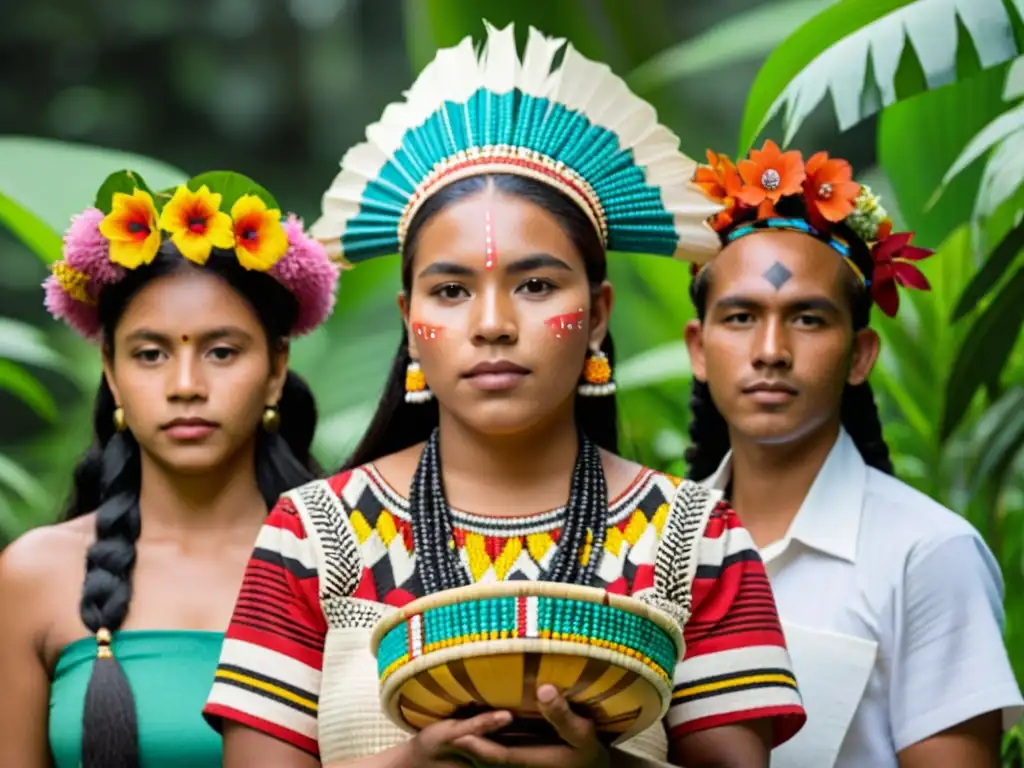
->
[739,0,1024,153]
[0,191,62,264]
[626,0,838,94]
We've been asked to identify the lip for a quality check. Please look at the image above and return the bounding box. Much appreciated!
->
[161,417,219,440]
[741,380,798,405]
[463,360,531,391]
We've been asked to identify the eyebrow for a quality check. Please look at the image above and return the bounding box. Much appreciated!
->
[713,295,841,314]
[124,327,254,345]
[417,253,573,279]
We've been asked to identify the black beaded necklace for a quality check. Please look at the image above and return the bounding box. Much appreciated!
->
[409,427,609,594]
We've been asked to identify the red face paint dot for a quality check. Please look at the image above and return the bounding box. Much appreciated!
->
[545,309,585,339]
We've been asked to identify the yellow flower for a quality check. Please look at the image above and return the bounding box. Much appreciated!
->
[157,185,234,264]
[231,195,288,270]
[98,188,161,268]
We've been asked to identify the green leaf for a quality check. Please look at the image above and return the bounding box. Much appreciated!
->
[952,217,1024,320]
[93,170,153,214]
[0,360,58,422]
[402,0,607,72]
[879,64,1009,249]
[969,386,1024,485]
[0,453,50,510]
[0,136,187,232]
[939,99,1024,191]
[186,171,279,213]
[616,341,692,392]
[0,318,68,372]
[943,264,1024,437]
[0,190,62,264]
[627,0,837,94]
[739,0,1023,154]
[1004,55,1024,99]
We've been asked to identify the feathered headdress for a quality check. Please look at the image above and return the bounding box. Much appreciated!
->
[693,140,934,317]
[311,22,723,265]
[44,170,340,340]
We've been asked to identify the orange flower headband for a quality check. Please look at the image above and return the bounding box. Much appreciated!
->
[44,170,339,339]
[692,140,934,317]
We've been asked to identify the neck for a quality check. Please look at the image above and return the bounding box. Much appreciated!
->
[727,419,840,547]
[137,441,268,539]
[436,400,580,515]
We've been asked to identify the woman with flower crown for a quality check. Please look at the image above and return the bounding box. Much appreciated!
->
[204,24,805,768]
[0,171,339,768]
[681,141,1023,766]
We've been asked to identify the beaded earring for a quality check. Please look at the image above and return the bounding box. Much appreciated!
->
[578,349,616,397]
[405,360,433,404]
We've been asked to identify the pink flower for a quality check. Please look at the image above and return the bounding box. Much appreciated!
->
[270,214,341,336]
[63,208,126,286]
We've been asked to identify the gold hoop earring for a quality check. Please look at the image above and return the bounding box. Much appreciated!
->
[405,360,433,404]
[113,406,127,432]
[578,349,616,397]
[262,405,281,433]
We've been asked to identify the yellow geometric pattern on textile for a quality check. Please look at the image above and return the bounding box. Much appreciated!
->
[623,509,648,546]
[376,510,399,546]
[492,537,522,580]
[349,510,372,544]
[651,503,669,535]
[526,532,555,563]
[604,526,624,556]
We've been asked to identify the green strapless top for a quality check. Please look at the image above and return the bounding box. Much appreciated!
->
[49,630,225,768]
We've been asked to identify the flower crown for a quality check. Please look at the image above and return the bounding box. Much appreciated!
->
[692,140,934,317]
[44,170,340,340]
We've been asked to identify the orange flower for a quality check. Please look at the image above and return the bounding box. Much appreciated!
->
[231,195,289,271]
[157,185,234,264]
[737,140,805,219]
[694,150,743,230]
[98,188,161,268]
[803,151,861,225]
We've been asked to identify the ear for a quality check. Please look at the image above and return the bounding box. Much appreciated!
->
[101,349,122,405]
[847,327,880,386]
[397,290,418,359]
[684,319,707,383]
[266,342,291,406]
[587,281,614,350]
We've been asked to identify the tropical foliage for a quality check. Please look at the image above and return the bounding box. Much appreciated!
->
[1,0,1023,762]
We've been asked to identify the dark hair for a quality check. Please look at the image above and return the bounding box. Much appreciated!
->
[685,195,894,480]
[343,174,618,470]
[64,243,321,768]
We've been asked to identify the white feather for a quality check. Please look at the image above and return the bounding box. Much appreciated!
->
[518,26,565,98]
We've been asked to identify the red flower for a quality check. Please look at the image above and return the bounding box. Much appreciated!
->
[870,223,934,317]
[803,151,860,228]
[737,140,805,219]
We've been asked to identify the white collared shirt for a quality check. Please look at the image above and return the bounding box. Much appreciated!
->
[706,428,1023,768]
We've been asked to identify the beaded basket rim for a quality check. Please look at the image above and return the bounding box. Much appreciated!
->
[369,581,684,655]
[377,637,674,745]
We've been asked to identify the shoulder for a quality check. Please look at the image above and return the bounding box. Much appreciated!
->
[859,468,989,568]
[0,517,94,640]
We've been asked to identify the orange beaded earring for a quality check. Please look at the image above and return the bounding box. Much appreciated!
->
[405,360,433,404]
[578,348,616,397]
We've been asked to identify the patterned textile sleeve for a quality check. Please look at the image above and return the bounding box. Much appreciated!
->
[203,496,327,758]
[666,501,806,747]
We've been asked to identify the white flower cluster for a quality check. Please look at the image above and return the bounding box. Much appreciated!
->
[844,185,888,243]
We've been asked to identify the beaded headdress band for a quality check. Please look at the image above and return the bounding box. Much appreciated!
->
[311,23,724,265]
[692,141,935,317]
[44,170,340,340]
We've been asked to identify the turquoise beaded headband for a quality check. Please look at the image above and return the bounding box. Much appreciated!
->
[723,216,869,287]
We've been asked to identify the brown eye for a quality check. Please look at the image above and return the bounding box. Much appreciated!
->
[517,278,554,295]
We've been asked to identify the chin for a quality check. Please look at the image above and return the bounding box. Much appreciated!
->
[152,445,232,476]
[733,411,831,447]
[454,400,559,438]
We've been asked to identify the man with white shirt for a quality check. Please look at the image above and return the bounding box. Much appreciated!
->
[682,145,1022,768]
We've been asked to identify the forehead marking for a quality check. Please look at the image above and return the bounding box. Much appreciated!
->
[484,207,497,271]
[763,260,793,290]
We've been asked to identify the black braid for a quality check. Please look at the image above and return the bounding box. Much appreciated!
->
[840,381,894,474]
[79,427,142,768]
[684,379,732,482]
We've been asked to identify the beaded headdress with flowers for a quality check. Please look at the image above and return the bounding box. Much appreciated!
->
[310,22,723,265]
[44,169,340,340]
[692,140,934,317]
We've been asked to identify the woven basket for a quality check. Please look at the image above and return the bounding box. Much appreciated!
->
[370,581,683,746]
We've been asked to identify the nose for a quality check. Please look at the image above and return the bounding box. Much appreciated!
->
[471,283,518,346]
[752,315,792,370]
[167,349,208,402]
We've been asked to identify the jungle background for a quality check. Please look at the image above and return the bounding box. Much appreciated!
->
[3,0,1024,762]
